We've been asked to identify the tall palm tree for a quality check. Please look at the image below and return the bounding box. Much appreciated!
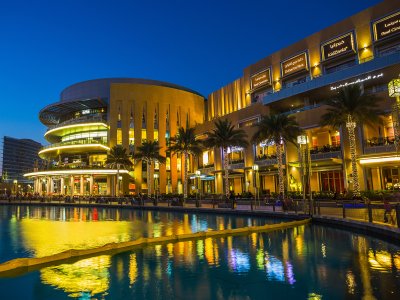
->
[204,119,248,198]
[252,114,303,197]
[168,126,202,199]
[321,84,382,196]
[133,140,166,196]
[106,145,133,196]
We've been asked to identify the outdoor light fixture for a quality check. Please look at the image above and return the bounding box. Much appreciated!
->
[388,75,400,152]
[388,78,400,98]
[252,164,259,171]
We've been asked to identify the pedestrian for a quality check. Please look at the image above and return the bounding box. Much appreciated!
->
[229,191,235,209]
[383,199,394,224]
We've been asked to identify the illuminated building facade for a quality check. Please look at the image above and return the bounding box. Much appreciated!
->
[195,0,400,195]
[25,78,204,195]
[26,0,400,196]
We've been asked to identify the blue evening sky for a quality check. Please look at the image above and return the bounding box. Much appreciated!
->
[0,0,381,145]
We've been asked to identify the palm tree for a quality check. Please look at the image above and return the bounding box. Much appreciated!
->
[252,114,303,197]
[168,126,202,200]
[106,145,133,196]
[133,140,166,196]
[321,84,382,196]
[204,119,248,198]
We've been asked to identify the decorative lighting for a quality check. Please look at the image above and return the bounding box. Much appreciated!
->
[45,122,108,136]
[346,115,360,196]
[24,169,129,177]
[388,79,400,97]
[388,75,400,152]
[252,164,259,171]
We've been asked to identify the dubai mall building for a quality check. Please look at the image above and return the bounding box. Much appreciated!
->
[26,0,400,196]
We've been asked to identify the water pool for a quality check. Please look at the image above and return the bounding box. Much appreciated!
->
[0,205,399,299]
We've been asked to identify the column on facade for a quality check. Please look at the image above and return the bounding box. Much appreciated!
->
[50,177,54,194]
[80,175,84,195]
[60,177,65,195]
[34,178,39,194]
[70,175,74,196]
[89,175,94,195]
[46,177,51,195]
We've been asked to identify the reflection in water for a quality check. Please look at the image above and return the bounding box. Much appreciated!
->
[40,255,111,298]
[1,207,400,299]
[25,225,400,299]
[0,206,276,263]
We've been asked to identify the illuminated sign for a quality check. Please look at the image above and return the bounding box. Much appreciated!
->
[373,11,400,41]
[281,52,308,77]
[330,73,383,91]
[321,33,355,60]
[251,69,271,89]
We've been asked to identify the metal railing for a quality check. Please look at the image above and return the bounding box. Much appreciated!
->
[1,196,399,228]
[47,114,107,131]
[40,138,108,151]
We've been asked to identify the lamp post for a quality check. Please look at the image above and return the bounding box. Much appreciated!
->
[195,170,201,207]
[297,135,312,215]
[252,164,259,210]
[13,179,17,195]
[153,173,159,204]
[388,76,400,152]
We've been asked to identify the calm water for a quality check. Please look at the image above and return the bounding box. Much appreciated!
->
[0,206,399,299]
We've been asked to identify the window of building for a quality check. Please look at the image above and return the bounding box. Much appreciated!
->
[320,171,344,193]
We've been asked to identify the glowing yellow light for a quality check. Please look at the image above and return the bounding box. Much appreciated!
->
[39,144,110,155]
[24,169,129,177]
[40,255,111,298]
[45,122,108,137]
[129,253,138,285]
[360,156,400,164]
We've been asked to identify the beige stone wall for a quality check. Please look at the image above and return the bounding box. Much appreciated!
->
[109,83,204,194]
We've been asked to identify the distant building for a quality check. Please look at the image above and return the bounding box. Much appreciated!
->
[1,136,43,187]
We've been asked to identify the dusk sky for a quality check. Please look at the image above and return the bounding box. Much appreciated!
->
[0,0,381,146]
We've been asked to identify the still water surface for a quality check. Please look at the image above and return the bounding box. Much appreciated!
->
[0,205,399,299]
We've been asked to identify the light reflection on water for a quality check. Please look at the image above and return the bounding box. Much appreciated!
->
[0,205,275,262]
[28,226,400,300]
[0,206,399,299]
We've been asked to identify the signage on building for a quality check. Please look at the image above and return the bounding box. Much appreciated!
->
[329,72,383,91]
[250,68,271,89]
[321,32,355,60]
[373,11,400,41]
[281,52,308,77]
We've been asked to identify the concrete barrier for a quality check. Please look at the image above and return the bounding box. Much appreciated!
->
[0,219,310,276]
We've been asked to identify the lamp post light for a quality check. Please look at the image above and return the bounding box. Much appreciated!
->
[13,179,17,195]
[195,170,201,207]
[153,173,159,205]
[297,135,312,215]
[252,164,259,211]
[388,76,400,152]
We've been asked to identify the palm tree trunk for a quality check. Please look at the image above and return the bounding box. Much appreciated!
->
[147,161,151,196]
[223,147,229,198]
[183,152,188,199]
[276,142,285,197]
[116,164,120,196]
[346,115,360,196]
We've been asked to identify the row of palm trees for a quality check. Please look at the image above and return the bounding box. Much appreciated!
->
[106,85,381,198]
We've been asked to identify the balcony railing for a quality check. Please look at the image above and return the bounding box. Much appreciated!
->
[255,155,286,167]
[364,136,396,154]
[40,138,108,151]
[47,114,107,131]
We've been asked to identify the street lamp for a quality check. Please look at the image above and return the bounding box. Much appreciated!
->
[13,179,17,195]
[388,76,400,151]
[297,135,312,215]
[153,173,159,202]
[195,170,201,207]
[252,164,259,210]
